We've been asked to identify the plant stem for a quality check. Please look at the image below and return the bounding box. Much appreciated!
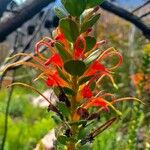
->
[1,71,15,150]
[67,76,78,150]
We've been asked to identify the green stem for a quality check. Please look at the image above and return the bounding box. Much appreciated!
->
[67,76,78,150]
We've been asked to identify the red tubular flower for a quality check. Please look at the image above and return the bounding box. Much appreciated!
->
[55,31,65,41]
[47,71,68,87]
[35,38,64,67]
[83,96,123,115]
[47,77,56,86]
[74,35,86,59]
[45,53,64,67]
[85,61,108,76]
[84,97,108,109]
[83,48,123,90]
[82,85,93,98]
[55,28,69,49]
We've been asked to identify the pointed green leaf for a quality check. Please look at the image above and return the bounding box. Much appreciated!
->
[62,87,75,96]
[58,102,70,118]
[55,42,72,61]
[86,0,104,8]
[78,76,93,85]
[78,122,96,140]
[64,60,86,76]
[61,0,86,16]
[59,18,79,43]
[51,115,62,124]
[78,127,89,140]
[81,14,100,33]
[85,36,96,52]
[57,135,68,145]
[57,67,69,83]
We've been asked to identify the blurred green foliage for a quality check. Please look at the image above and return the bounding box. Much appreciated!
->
[0,87,55,150]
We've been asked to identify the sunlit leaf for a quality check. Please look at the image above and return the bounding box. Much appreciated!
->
[61,0,86,16]
[59,18,79,42]
[84,49,101,66]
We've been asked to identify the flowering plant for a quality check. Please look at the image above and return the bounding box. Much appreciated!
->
[2,0,142,149]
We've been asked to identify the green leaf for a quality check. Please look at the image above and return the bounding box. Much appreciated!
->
[59,18,79,43]
[62,87,75,96]
[55,42,72,61]
[58,102,70,118]
[61,0,86,16]
[77,144,93,150]
[85,36,96,52]
[54,7,68,19]
[78,122,95,140]
[69,120,87,126]
[57,67,69,83]
[90,81,96,91]
[78,76,93,85]
[78,127,89,140]
[84,49,101,66]
[81,14,100,33]
[57,135,68,145]
[51,115,62,124]
[64,60,86,76]
[86,0,104,8]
